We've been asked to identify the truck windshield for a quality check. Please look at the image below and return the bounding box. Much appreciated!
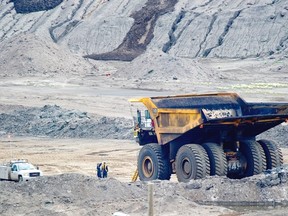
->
[18,163,36,170]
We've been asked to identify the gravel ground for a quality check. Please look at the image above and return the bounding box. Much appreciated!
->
[0,104,132,139]
[2,168,288,216]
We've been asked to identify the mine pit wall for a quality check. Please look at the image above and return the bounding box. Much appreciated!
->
[12,0,63,13]
[85,0,178,61]
[1,0,287,60]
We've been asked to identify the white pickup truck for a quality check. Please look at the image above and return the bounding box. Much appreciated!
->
[0,159,43,182]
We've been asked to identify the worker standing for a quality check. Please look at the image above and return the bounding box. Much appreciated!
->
[96,163,102,178]
[102,161,108,178]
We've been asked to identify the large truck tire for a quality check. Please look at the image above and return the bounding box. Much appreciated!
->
[202,142,227,176]
[257,139,283,170]
[255,140,267,172]
[175,144,210,182]
[240,140,263,177]
[137,143,171,181]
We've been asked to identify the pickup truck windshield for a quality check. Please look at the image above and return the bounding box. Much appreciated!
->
[18,163,36,170]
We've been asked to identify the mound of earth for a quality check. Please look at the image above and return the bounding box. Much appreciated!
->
[0,103,286,146]
[0,104,132,139]
[112,49,220,81]
[0,103,287,145]
[0,33,93,78]
[257,123,288,147]
[1,169,288,216]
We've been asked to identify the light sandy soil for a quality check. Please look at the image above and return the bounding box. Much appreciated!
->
[1,136,288,182]
[0,137,141,182]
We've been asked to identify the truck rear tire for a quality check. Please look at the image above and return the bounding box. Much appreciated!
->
[138,143,171,181]
[175,144,210,182]
[240,140,263,177]
[255,140,267,172]
[202,142,227,176]
[257,139,283,170]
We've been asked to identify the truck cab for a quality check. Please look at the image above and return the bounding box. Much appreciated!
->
[133,109,157,145]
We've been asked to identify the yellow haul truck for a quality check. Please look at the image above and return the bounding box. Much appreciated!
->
[130,93,288,182]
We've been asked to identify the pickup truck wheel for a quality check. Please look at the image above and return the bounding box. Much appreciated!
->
[202,142,227,176]
[257,139,283,170]
[18,175,23,182]
[240,140,263,177]
[138,143,171,181]
[176,144,210,182]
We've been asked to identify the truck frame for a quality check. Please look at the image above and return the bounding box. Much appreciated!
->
[130,92,288,182]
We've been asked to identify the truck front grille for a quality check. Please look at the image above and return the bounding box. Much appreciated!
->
[29,172,40,177]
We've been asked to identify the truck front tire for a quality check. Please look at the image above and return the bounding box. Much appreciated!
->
[138,143,171,181]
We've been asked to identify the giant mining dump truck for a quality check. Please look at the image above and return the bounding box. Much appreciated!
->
[130,93,288,182]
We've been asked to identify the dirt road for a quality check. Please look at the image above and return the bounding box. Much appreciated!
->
[1,136,288,181]
[0,137,140,182]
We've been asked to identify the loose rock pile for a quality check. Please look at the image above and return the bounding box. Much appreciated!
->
[0,104,287,147]
[1,172,288,215]
[257,165,288,188]
[0,105,133,139]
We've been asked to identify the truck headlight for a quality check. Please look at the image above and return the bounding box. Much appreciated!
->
[23,173,29,177]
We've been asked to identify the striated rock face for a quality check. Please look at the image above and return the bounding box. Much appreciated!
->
[155,0,288,59]
[1,0,287,60]
[84,0,178,61]
[12,0,63,13]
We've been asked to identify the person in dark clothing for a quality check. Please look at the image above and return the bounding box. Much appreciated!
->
[96,163,102,178]
[102,162,108,178]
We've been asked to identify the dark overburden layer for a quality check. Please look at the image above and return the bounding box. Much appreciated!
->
[12,0,63,13]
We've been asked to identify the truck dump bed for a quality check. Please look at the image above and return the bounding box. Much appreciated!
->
[134,93,288,145]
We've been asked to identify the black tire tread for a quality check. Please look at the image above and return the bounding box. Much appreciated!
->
[240,140,263,177]
[176,144,210,181]
[202,142,227,176]
[138,143,171,181]
[255,141,267,171]
[257,139,283,170]
[192,144,210,178]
